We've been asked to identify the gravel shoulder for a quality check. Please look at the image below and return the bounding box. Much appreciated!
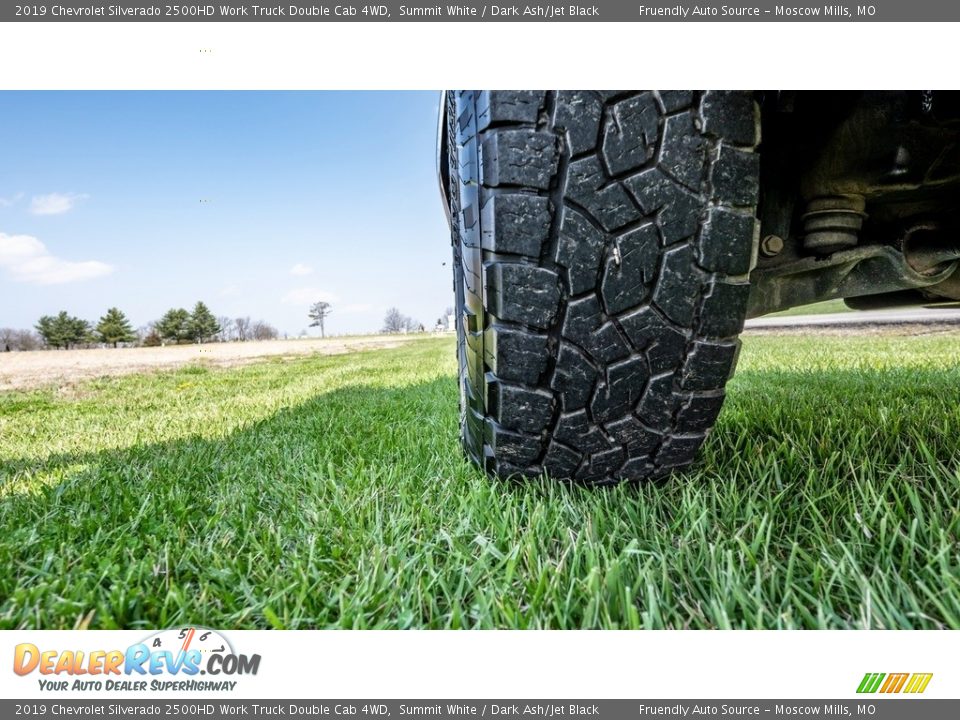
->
[0,335,431,392]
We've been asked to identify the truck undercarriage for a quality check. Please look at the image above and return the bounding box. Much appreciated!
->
[749,91,960,315]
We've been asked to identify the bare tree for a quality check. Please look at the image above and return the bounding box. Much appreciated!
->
[15,329,41,351]
[382,307,404,333]
[216,316,234,342]
[308,301,332,338]
[136,323,153,346]
[0,328,40,351]
[382,307,420,333]
[234,316,252,342]
[142,329,162,347]
[251,320,279,341]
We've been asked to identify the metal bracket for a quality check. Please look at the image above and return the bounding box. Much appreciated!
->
[747,244,958,317]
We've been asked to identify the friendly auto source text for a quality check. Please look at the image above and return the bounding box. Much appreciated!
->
[638,5,874,17]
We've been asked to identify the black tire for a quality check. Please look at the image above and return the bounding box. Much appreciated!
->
[448,91,760,485]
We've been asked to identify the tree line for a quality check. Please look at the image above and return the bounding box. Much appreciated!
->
[32,307,136,350]
[1,301,280,351]
[379,306,453,333]
[2,301,455,351]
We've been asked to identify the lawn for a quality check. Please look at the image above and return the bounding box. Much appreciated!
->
[1,333,958,629]
[767,298,852,317]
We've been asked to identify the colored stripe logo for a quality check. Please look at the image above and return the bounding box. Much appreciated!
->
[857,673,933,694]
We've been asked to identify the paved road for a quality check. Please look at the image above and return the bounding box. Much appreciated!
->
[745,307,960,329]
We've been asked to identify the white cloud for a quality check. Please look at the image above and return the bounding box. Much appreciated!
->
[290,263,313,276]
[219,284,240,297]
[29,192,89,216]
[0,232,114,285]
[0,192,24,208]
[281,287,338,306]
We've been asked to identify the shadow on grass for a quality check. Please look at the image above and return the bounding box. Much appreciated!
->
[1,365,958,629]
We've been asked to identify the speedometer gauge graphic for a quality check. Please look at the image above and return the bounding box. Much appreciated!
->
[142,627,233,658]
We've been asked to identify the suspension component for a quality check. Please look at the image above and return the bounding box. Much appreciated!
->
[902,223,960,275]
[802,195,867,254]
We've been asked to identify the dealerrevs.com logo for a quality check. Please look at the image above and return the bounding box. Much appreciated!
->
[13,627,261,693]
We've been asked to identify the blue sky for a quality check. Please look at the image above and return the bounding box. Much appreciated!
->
[0,91,453,336]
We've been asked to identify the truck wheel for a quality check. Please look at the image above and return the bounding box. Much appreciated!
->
[447,91,760,484]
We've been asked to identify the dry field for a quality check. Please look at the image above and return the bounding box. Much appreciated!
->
[0,335,426,391]
[3,320,957,392]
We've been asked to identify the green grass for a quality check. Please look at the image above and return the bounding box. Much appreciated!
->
[1,333,959,629]
[767,298,852,317]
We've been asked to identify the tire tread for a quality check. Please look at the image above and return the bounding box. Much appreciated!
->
[449,90,759,484]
